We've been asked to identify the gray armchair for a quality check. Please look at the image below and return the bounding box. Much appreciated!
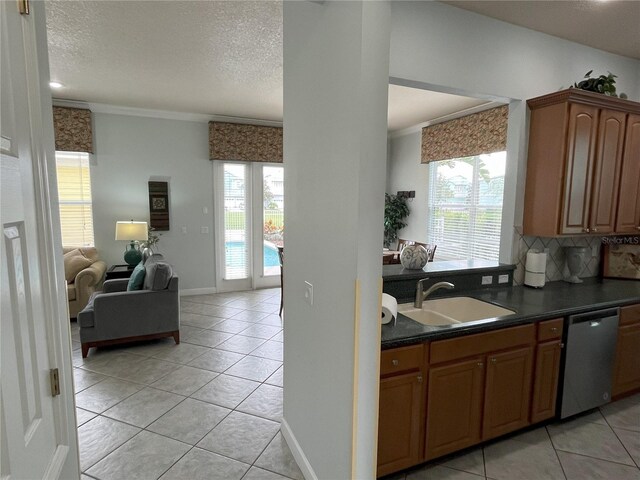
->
[78,255,180,357]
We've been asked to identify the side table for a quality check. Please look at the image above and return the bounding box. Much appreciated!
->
[105,264,135,281]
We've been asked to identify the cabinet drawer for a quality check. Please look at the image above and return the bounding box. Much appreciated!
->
[381,344,424,376]
[430,324,535,365]
[538,318,564,341]
[620,304,640,326]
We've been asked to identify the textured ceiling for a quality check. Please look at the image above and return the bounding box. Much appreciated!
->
[46,1,638,131]
[46,1,284,120]
[443,0,640,60]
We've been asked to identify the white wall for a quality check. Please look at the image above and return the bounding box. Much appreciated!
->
[91,113,216,292]
[388,1,640,262]
[283,1,390,478]
[386,131,428,244]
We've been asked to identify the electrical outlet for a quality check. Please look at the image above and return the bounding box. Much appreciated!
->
[481,275,493,285]
[201,226,209,234]
[304,281,313,306]
[592,245,599,257]
[498,274,509,284]
[181,226,187,234]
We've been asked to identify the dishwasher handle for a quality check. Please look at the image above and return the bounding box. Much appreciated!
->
[568,308,619,325]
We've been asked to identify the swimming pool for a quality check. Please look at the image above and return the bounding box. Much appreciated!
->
[225,241,280,267]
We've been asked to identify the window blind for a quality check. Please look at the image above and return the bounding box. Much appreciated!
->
[223,163,249,280]
[427,153,505,261]
[55,152,95,247]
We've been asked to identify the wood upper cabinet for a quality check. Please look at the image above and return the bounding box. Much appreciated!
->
[425,356,484,460]
[615,114,640,234]
[612,304,640,397]
[523,89,639,237]
[483,346,534,440]
[560,103,599,234]
[377,344,425,477]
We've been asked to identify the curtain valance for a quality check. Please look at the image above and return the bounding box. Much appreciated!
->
[421,105,508,163]
[53,106,93,153]
[209,122,283,163]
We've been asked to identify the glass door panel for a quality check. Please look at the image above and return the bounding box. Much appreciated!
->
[223,163,249,280]
[262,165,284,276]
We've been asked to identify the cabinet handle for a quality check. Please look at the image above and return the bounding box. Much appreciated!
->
[560,343,565,349]
[582,227,590,233]
[550,327,558,332]
[636,226,640,231]
[391,359,399,366]
[592,227,598,233]
[417,375,423,383]
[491,357,497,364]
[477,362,484,368]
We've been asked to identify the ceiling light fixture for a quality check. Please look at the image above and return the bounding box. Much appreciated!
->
[49,81,63,89]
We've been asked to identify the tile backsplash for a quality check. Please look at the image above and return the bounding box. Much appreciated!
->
[513,233,602,285]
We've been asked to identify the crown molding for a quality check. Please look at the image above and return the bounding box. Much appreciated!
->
[51,98,283,127]
[388,101,505,139]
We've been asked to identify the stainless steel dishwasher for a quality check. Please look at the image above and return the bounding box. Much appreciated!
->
[560,308,619,419]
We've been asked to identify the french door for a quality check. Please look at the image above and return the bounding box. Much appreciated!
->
[214,162,284,292]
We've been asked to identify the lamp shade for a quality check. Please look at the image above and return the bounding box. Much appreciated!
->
[115,221,148,241]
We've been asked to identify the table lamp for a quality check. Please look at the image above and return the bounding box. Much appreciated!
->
[115,220,148,266]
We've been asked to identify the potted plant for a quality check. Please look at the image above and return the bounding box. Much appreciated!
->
[384,193,410,248]
[573,70,627,99]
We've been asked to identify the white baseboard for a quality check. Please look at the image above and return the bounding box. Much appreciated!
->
[281,417,317,480]
[179,287,218,296]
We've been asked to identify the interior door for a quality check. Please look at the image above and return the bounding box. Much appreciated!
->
[1,2,79,478]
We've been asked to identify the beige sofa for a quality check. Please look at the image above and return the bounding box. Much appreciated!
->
[63,247,107,319]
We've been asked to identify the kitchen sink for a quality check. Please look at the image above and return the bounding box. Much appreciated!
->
[398,296,516,327]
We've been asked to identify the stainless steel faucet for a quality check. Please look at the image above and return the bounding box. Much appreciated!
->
[414,279,455,308]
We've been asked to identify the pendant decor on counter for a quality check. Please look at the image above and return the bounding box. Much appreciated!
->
[564,246,587,283]
[400,245,429,270]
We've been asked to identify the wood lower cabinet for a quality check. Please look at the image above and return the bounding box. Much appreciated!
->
[531,340,562,423]
[425,357,484,459]
[377,372,424,476]
[483,346,534,440]
[377,344,425,477]
[612,304,640,397]
[425,324,536,461]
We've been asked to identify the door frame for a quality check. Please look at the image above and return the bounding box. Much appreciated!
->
[213,161,282,292]
[2,1,79,478]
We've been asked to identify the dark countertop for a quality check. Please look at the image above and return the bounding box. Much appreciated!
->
[382,259,515,281]
[382,278,640,349]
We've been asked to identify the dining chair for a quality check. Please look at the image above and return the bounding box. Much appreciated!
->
[278,246,284,316]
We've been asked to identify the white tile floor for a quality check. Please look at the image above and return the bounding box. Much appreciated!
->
[72,288,303,480]
[385,394,640,480]
[72,288,640,480]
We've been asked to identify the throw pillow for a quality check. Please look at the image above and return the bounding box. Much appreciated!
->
[143,262,173,291]
[63,249,93,283]
[127,262,146,291]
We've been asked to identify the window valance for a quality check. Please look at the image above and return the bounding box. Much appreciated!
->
[421,105,508,163]
[209,122,283,163]
[52,106,94,154]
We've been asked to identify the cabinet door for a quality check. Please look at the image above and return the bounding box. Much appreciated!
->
[531,341,562,423]
[612,324,640,397]
[589,109,626,234]
[561,103,599,234]
[615,114,640,234]
[377,371,424,476]
[425,357,484,460]
[483,346,534,440]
